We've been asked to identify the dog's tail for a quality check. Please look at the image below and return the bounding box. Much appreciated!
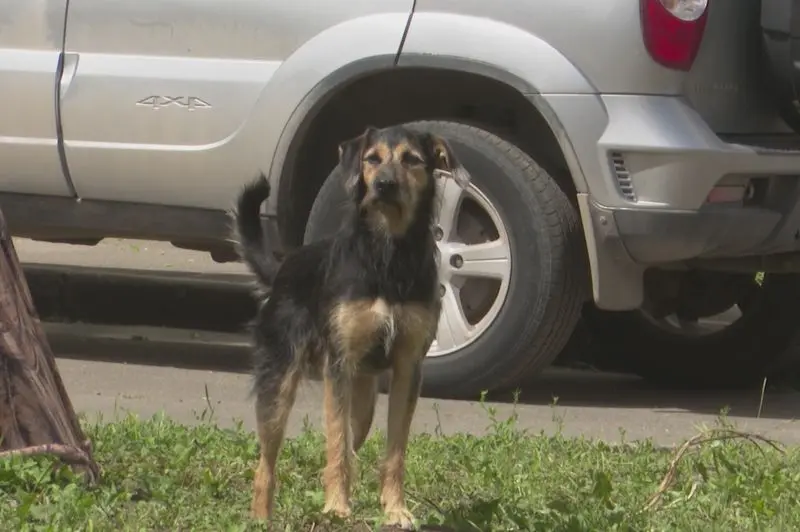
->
[234,174,278,287]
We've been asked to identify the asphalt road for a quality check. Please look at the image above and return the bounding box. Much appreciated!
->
[15,238,800,446]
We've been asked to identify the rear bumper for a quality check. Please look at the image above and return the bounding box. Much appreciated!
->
[582,195,800,311]
[603,203,791,264]
[540,93,800,310]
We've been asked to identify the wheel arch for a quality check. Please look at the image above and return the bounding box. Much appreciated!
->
[271,57,592,249]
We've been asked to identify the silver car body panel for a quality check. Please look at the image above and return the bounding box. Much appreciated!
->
[5,0,792,210]
[0,0,72,197]
[59,0,412,210]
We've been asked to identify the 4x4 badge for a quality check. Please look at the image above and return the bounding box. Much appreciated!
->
[136,96,212,111]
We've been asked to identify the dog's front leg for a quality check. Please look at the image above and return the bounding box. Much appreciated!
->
[381,355,423,530]
[322,363,354,519]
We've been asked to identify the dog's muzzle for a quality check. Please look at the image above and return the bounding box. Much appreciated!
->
[373,175,399,201]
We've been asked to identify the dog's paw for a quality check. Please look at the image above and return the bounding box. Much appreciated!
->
[322,499,352,520]
[383,506,416,530]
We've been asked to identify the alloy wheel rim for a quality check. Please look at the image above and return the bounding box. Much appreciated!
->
[428,177,512,357]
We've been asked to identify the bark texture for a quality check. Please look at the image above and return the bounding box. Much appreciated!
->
[0,209,98,481]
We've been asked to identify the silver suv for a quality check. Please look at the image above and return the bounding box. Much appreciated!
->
[3,0,800,396]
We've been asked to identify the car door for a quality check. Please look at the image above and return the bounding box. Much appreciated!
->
[58,0,286,210]
[0,0,73,197]
[58,0,413,211]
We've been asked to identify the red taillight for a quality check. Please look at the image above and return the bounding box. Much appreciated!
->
[640,0,709,71]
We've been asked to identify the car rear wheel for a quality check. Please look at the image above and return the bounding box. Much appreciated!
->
[582,272,800,389]
[303,120,587,397]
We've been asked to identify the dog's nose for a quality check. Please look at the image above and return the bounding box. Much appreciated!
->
[374,175,398,197]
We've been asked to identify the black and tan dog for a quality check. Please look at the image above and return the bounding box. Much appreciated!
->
[233,124,470,529]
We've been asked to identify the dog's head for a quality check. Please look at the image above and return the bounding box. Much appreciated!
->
[338,125,471,237]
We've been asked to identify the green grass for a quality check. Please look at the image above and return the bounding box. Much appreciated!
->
[1,405,799,531]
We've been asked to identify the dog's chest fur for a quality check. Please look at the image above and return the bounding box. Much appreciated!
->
[331,298,439,373]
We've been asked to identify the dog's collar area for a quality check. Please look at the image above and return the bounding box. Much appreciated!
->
[432,169,452,179]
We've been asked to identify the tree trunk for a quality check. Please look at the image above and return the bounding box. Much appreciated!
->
[0,209,99,481]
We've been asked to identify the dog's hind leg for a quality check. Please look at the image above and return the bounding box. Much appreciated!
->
[250,353,301,521]
[321,362,356,519]
[351,373,378,453]
[380,356,423,530]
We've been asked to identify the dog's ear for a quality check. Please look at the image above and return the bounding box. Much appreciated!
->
[338,127,377,192]
[427,135,471,189]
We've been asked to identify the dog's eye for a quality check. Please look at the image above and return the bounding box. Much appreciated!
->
[401,152,424,166]
[364,153,382,165]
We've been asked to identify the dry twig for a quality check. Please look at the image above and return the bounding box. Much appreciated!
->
[644,428,784,511]
[0,439,95,468]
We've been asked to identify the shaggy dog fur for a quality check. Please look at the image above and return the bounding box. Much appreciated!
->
[233,124,470,529]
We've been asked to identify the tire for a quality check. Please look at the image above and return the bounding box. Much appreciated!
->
[582,274,800,389]
[303,120,587,397]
